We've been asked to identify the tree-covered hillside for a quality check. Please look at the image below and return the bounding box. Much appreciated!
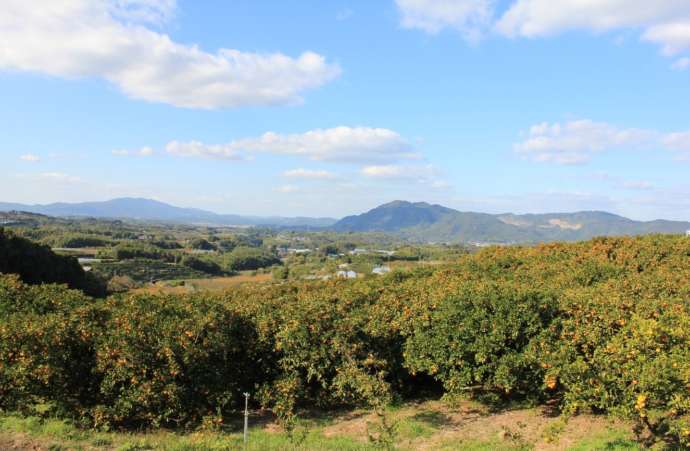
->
[0,228,105,296]
[333,201,690,243]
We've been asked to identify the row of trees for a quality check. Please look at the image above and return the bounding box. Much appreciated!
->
[0,234,688,445]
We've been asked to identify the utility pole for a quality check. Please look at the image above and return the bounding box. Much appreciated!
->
[243,392,250,447]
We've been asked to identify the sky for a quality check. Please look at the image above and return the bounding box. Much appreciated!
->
[1,0,689,221]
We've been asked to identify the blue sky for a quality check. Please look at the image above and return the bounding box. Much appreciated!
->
[1,0,689,220]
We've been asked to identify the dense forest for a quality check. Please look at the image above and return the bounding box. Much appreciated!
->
[0,234,688,446]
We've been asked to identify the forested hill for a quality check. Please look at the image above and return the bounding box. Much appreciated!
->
[0,228,105,296]
[332,200,690,243]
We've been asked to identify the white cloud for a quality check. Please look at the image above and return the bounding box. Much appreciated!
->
[274,184,300,193]
[514,119,656,165]
[671,57,690,70]
[516,119,690,164]
[590,172,654,191]
[336,8,354,21]
[283,168,337,179]
[112,146,155,157]
[165,141,246,160]
[430,180,451,190]
[0,0,339,109]
[622,180,654,190]
[360,163,449,188]
[395,0,494,40]
[663,131,690,151]
[496,1,690,37]
[396,1,690,64]
[495,0,690,61]
[38,172,82,183]
[166,127,420,164]
[642,22,690,56]
[663,131,690,160]
[20,154,40,162]
[361,163,438,179]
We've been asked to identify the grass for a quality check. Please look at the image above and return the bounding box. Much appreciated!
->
[436,438,532,451]
[0,401,648,450]
[567,428,644,451]
[0,414,370,450]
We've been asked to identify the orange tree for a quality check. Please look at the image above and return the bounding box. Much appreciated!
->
[0,274,104,417]
[402,282,559,403]
[91,293,267,429]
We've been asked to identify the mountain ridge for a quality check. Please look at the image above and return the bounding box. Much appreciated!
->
[332,200,690,243]
[0,198,337,228]
[2,198,688,243]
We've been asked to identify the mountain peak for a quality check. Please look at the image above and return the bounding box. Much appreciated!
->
[331,200,690,242]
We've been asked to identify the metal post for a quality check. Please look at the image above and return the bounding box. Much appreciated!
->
[243,392,250,446]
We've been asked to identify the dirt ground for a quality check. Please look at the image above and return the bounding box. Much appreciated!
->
[322,400,634,450]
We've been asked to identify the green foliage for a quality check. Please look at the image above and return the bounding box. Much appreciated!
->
[51,234,113,248]
[180,256,222,275]
[92,260,206,284]
[0,275,103,415]
[188,238,215,251]
[0,234,688,446]
[224,246,280,271]
[0,228,105,296]
[272,265,289,280]
[92,294,265,429]
[109,243,174,262]
[404,284,558,402]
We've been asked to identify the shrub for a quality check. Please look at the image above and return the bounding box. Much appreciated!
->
[92,294,264,428]
[224,247,280,271]
[403,283,559,402]
[180,256,222,275]
[0,275,103,415]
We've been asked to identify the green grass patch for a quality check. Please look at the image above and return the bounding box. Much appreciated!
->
[567,428,643,451]
[436,437,532,451]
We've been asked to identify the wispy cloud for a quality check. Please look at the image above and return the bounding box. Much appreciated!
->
[395,0,494,41]
[36,172,82,183]
[112,146,155,157]
[165,127,420,164]
[361,163,449,189]
[283,168,337,179]
[336,8,354,21]
[513,119,690,164]
[165,141,247,160]
[671,57,690,71]
[274,184,300,193]
[19,154,40,162]
[590,172,654,191]
[361,163,438,179]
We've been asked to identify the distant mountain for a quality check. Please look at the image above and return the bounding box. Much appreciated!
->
[3,198,688,243]
[0,198,337,228]
[332,201,690,243]
[332,200,455,232]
